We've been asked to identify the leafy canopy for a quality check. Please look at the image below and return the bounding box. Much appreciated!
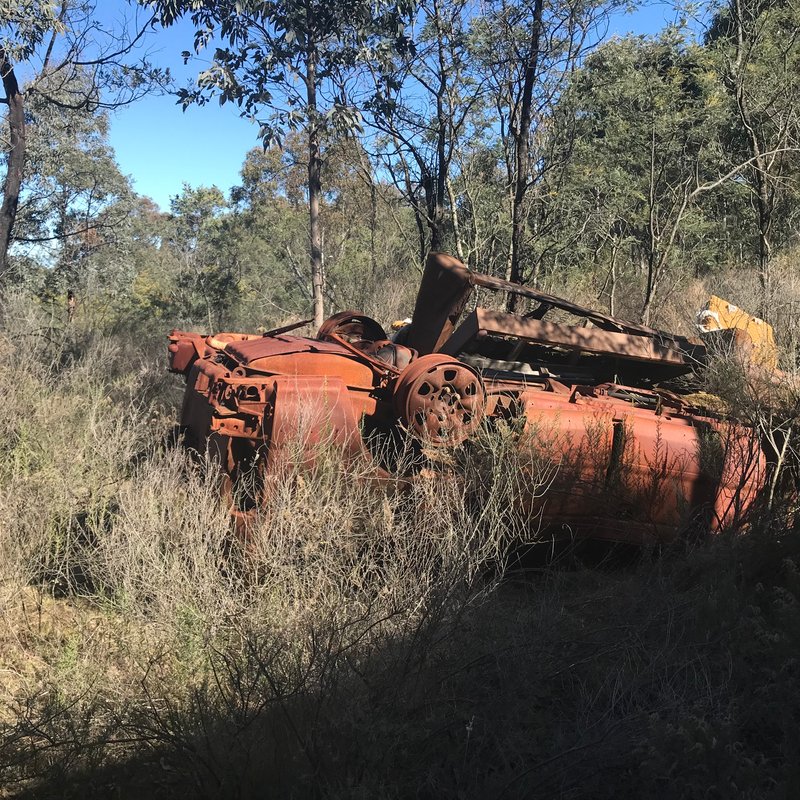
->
[146,0,415,144]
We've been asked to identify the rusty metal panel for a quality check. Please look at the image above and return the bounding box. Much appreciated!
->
[506,384,765,543]
[441,308,704,366]
[464,270,683,339]
[405,252,703,353]
[405,252,475,355]
[267,375,365,466]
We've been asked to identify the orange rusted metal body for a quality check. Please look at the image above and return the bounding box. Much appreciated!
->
[168,253,768,544]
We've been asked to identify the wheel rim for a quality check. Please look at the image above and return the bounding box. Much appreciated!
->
[394,355,485,445]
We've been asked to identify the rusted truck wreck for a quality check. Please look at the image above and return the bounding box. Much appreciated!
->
[168,253,768,545]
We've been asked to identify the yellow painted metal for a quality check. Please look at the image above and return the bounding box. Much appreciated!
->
[697,296,778,369]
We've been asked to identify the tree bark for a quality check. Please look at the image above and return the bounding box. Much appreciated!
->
[755,169,772,302]
[305,45,325,330]
[446,175,465,262]
[0,48,25,284]
[353,147,378,277]
[507,0,544,311]
[424,171,445,251]
[428,0,448,253]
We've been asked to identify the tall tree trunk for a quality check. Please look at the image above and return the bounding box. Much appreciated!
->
[425,172,445,251]
[609,241,618,317]
[368,175,377,277]
[0,48,25,284]
[389,141,427,271]
[446,176,465,262]
[429,0,448,253]
[756,173,772,303]
[640,261,656,324]
[305,46,324,330]
[736,82,772,306]
[507,0,544,312]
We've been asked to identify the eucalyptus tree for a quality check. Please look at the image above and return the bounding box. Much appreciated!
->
[222,137,414,326]
[365,0,485,266]
[472,0,626,299]
[707,0,800,305]
[221,140,315,326]
[554,32,764,323]
[447,136,512,275]
[0,0,165,285]
[19,75,131,240]
[150,0,413,328]
[166,182,235,329]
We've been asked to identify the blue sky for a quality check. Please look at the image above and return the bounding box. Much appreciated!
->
[109,2,685,211]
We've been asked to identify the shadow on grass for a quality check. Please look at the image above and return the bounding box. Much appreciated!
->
[7,524,800,800]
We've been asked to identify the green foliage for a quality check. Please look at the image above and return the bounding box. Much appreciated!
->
[549,32,729,317]
[149,0,413,145]
[708,0,800,278]
[145,0,418,325]
[4,0,797,332]
[19,73,135,272]
[364,0,483,255]
[0,0,167,296]
[0,1,65,61]
[0,0,167,99]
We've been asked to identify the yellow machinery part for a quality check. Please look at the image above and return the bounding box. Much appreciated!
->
[697,295,778,370]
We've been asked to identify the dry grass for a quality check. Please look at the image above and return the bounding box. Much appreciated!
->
[0,290,799,799]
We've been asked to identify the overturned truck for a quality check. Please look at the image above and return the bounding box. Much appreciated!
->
[168,253,769,544]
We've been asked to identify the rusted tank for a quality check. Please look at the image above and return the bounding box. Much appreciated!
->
[168,253,767,544]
